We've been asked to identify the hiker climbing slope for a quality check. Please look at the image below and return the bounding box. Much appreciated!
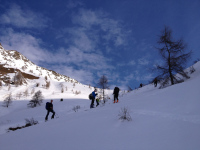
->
[113,87,120,103]
[90,89,98,108]
[45,99,55,121]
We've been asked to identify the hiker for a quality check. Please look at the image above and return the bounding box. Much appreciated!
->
[113,87,120,103]
[140,83,143,88]
[154,78,158,87]
[90,89,98,108]
[45,100,55,121]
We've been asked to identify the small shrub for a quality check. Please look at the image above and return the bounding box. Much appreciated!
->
[72,105,81,112]
[16,92,22,99]
[190,66,195,74]
[46,81,50,89]
[31,88,35,95]
[8,84,11,91]
[118,107,132,121]
[25,118,38,126]
[75,91,81,95]
[36,83,40,87]
[24,89,29,97]
[61,87,64,93]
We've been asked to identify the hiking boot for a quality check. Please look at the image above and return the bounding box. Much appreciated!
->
[90,105,95,108]
[114,100,115,103]
[116,100,119,103]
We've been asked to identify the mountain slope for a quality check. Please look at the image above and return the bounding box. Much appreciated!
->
[0,44,97,101]
[0,62,200,150]
[0,43,79,84]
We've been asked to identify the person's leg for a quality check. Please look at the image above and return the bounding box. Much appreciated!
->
[114,94,116,103]
[96,99,99,106]
[45,110,50,120]
[116,94,119,103]
[50,110,55,119]
[90,98,95,108]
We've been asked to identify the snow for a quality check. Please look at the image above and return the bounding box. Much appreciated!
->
[0,62,200,150]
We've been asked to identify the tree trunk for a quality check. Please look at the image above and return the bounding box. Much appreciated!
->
[103,90,104,103]
[168,51,174,85]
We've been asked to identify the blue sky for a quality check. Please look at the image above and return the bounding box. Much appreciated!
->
[0,0,200,89]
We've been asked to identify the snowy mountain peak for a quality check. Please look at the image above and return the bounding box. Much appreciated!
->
[0,44,81,87]
[0,44,98,101]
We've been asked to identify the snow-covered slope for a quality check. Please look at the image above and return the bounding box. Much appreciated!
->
[0,43,79,83]
[0,62,200,150]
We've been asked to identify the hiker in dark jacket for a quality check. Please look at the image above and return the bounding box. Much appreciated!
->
[90,89,97,108]
[154,78,158,87]
[113,87,120,103]
[140,83,143,88]
[45,100,55,121]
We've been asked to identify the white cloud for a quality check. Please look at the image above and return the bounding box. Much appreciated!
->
[0,4,48,29]
[0,28,113,84]
[71,8,128,48]
[66,28,95,52]
[117,60,136,67]
[0,4,131,86]
[66,1,84,9]
[143,74,154,81]
[115,73,135,89]
[138,58,149,65]
[129,60,136,66]
[50,65,94,84]
[1,28,49,64]
[72,9,104,28]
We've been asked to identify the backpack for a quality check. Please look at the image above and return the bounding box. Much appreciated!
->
[45,102,50,110]
[89,93,94,100]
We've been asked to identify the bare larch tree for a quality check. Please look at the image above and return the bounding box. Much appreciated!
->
[155,26,192,87]
[3,93,13,107]
[14,71,25,86]
[98,75,109,103]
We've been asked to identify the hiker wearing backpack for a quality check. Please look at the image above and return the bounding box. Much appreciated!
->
[45,100,55,121]
[90,89,98,108]
[113,87,120,103]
